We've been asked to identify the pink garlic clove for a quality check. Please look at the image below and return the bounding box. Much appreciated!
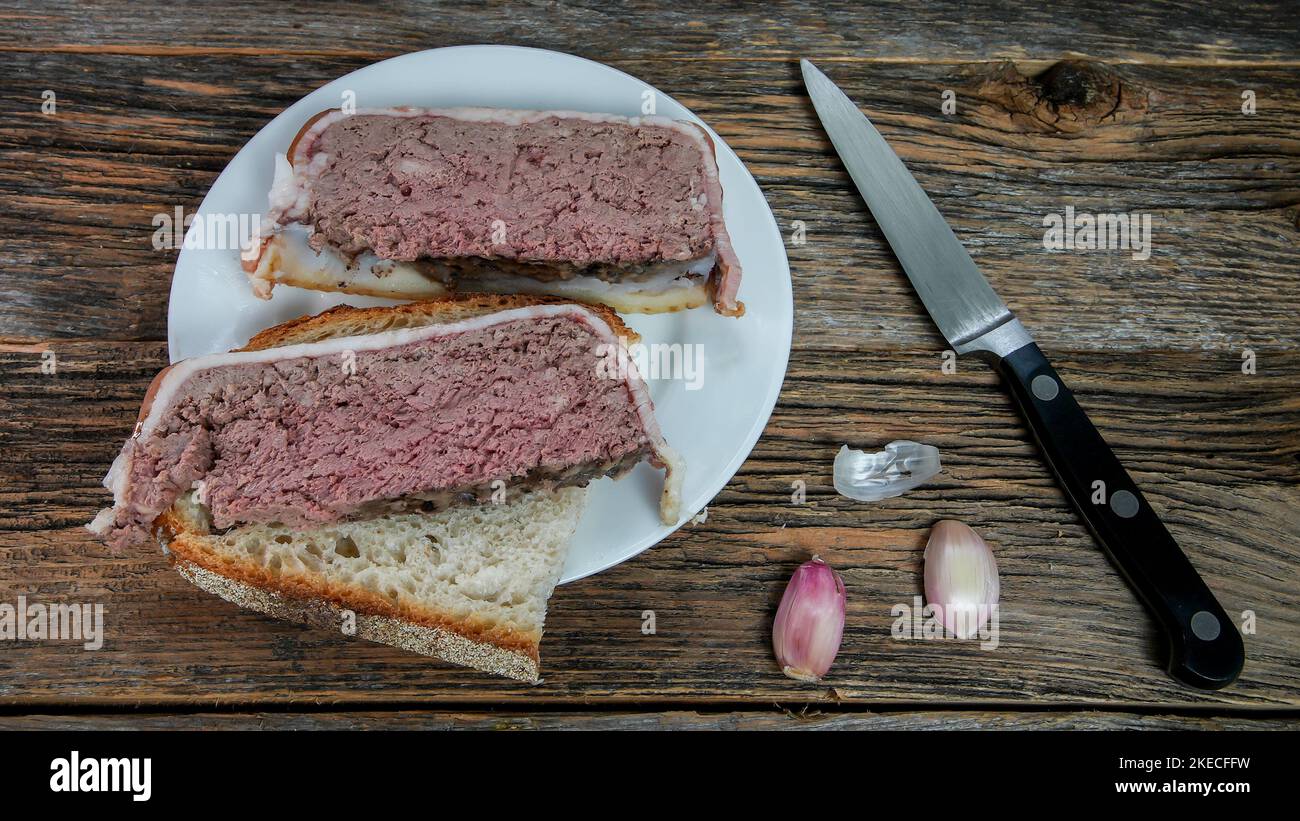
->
[923,520,1000,639]
[772,556,846,682]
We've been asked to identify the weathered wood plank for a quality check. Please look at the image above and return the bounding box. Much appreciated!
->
[3,0,1298,65]
[1,710,1296,731]
[0,0,1296,714]
[1,54,1297,350]
[1,342,1295,706]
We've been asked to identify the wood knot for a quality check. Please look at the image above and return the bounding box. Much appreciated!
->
[1038,60,1114,108]
[974,59,1147,134]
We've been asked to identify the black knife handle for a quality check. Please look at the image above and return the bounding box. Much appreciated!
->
[995,342,1244,689]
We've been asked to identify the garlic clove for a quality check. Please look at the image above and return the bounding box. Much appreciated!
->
[923,520,1000,640]
[772,556,846,682]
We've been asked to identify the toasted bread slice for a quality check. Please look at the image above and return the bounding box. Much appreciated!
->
[163,486,585,683]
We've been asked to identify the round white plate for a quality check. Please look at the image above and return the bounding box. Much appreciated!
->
[168,45,792,583]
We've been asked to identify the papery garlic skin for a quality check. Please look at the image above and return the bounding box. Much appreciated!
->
[833,441,941,502]
[923,520,1000,640]
[772,556,846,682]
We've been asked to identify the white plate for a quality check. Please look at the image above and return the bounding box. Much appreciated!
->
[168,45,792,583]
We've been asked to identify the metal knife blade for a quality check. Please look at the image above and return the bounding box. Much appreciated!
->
[801,59,1022,355]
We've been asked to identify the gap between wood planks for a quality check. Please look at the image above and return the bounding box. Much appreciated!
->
[4,44,1300,68]
[0,699,1296,717]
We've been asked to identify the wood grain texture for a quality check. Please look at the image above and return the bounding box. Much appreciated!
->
[1,710,1296,731]
[3,0,1298,65]
[1,343,1296,706]
[2,53,1298,349]
[0,0,1297,721]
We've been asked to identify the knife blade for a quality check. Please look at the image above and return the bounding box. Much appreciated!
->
[802,59,1244,689]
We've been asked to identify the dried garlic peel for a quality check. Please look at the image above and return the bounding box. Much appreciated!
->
[833,440,941,502]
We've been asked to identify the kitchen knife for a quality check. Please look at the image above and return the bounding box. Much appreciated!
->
[801,59,1244,689]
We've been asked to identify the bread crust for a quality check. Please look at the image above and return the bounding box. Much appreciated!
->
[173,560,541,683]
[161,509,542,682]
[238,293,640,351]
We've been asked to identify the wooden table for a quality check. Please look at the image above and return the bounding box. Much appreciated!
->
[1,0,1297,731]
